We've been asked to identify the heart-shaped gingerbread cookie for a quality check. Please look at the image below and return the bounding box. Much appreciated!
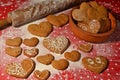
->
[46,14,69,27]
[82,56,108,73]
[28,22,53,37]
[6,58,35,78]
[6,37,22,47]
[5,47,22,57]
[51,59,69,70]
[64,50,81,62]
[34,70,50,80]
[23,37,39,47]
[24,48,39,57]
[72,2,90,21]
[37,54,54,65]
[78,43,93,53]
[43,36,69,54]
[77,19,101,33]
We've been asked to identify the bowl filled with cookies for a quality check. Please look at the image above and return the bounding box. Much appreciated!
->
[69,1,116,43]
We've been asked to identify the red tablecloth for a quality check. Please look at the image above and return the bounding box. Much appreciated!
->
[0,0,120,80]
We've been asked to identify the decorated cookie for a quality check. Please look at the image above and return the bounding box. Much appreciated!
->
[43,36,69,54]
[23,37,39,47]
[78,43,93,53]
[23,48,39,57]
[46,13,69,27]
[28,22,53,37]
[51,59,69,70]
[34,70,50,80]
[37,54,54,65]
[6,58,35,78]
[77,19,101,33]
[6,37,22,47]
[5,47,22,57]
[82,56,108,73]
[64,50,81,62]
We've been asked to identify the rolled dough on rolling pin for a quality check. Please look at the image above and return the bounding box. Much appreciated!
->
[0,0,87,29]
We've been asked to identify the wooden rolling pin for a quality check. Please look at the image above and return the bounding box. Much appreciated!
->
[0,0,87,29]
[0,19,11,29]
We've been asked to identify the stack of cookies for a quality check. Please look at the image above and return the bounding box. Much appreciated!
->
[72,1,111,34]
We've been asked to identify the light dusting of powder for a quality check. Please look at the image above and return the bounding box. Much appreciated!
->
[0,1,13,6]
[44,36,69,54]
[6,63,27,77]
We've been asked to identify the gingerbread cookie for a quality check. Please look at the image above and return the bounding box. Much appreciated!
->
[5,47,22,57]
[78,43,93,53]
[28,22,53,37]
[6,58,35,78]
[23,48,39,57]
[37,54,54,65]
[34,70,50,80]
[99,18,111,33]
[87,2,108,20]
[82,56,108,73]
[64,50,81,62]
[6,37,22,47]
[43,36,69,54]
[51,59,69,70]
[46,13,69,27]
[72,2,90,21]
[23,37,39,47]
[77,19,101,33]
[89,1,99,9]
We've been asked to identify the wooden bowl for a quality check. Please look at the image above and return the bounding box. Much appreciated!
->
[69,11,116,43]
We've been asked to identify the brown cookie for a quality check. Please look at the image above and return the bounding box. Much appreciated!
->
[37,54,54,65]
[99,18,111,33]
[72,9,87,21]
[6,58,35,78]
[52,59,69,70]
[87,1,108,20]
[28,22,53,37]
[34,70,50,80]
[5,47,22,57]
[78,43,93,53]
[87,7,97,19]
[89,1,99,9]
[72,2,90,21]
[64,50,81,62]
[96,5,108,19]
[23,37,39,47]
[82,56,108,73]
[77,19,101,33]
[23,48,39,57]
[6,37,22,47]
[46,13,69,27]
[43,36,69,54]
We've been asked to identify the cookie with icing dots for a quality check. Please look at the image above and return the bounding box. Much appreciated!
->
[43,36,70,54]
[23,48,39,57]
[6,58,35,78]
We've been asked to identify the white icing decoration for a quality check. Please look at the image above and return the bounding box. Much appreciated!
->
[95,57,102,63]
[25,48,37,55]
[87,58,94,64]
[44,36,68,53]
[6,63,27,77]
